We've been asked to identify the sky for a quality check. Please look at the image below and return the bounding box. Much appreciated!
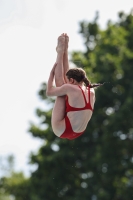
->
[0,0,133,177]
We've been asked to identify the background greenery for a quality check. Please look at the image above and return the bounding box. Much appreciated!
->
[1,10,133,200]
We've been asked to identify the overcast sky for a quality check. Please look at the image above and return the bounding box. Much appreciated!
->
[0,0,133,176]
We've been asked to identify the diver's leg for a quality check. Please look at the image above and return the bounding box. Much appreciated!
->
[63,33,70,82]
[51,34,66,136]
[54,34,65,86]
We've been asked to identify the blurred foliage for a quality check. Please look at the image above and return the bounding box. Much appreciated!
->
[0,155,15,177]
[0,155,31,200]
[1,9,133,200]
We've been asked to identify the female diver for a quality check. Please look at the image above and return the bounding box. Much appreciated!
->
[46,33,102,140]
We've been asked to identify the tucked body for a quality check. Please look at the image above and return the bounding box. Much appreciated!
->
[46,33,101,140]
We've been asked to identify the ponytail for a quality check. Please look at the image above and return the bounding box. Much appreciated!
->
[89,83,104,88]
[83,77,104,88]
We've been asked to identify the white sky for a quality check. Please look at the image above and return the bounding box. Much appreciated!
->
[0,0,133,176]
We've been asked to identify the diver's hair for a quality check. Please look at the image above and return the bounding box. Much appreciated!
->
[66,68,103,88]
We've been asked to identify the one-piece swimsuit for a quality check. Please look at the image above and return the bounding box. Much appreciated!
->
[60,86,93,140]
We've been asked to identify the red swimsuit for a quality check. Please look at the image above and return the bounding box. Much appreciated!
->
[60,86,93,140]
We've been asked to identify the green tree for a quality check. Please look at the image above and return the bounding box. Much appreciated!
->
[0,155,30,200]
[0,172,30,200]
[2,10,133,200]
[0,155,19,200]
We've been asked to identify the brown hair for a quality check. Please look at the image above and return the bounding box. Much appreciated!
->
[66,68,103,88]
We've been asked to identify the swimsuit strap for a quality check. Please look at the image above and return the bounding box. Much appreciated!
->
[78,85,88,105]
[65,86,93,113]
[88,86,91,104]
[88,87,94,111]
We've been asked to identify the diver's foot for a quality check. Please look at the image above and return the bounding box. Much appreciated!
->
[65,33,69,52]
[56,33,65,53]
